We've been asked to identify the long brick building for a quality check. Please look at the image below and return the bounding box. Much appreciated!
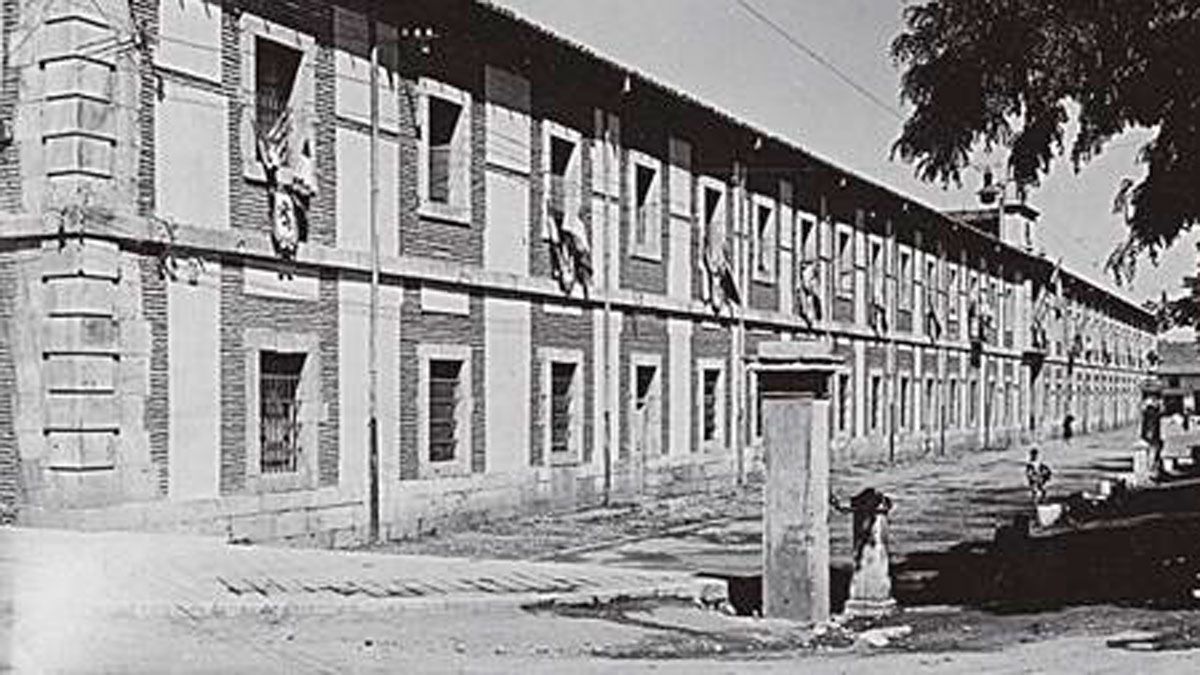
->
[0,0,1157,542]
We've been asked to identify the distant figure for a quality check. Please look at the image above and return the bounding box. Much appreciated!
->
[1142,394,1164,475]
[1062,413,1075,442]
[1025,447,1052,504]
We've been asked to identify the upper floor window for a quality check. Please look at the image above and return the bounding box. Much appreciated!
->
[629,153,662,260]
[256,38,301,135]
[898,249,913,312]
[544,126,583,239]
[753,198,776,282]
[836,228,854,298]
[946,265,960,321]
[799,216,817,262]
[418,79,472,222]
[868,240,885,306]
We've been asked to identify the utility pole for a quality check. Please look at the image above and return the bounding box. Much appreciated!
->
[367,11,381,544]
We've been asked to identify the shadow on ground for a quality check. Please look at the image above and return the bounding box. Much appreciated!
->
[714,513,1200,617]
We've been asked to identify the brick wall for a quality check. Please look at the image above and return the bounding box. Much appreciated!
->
[397,77,485,265]
[218,262,339,493]
[0,0,21,210]
[529,305,595,466]
[140,254,169,495]
[398,286,486,479]
[0,249,17,521]
[749,279,779,313]
[222,1,337,249]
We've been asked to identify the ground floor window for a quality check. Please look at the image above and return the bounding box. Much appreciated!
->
[924,378,935,431]
[899,376,910,430]
[631,356,662,457]
[418,344,473,477]
[540,348,584,464]
[870,374,882,432]
[969,378,978,425]
[697,359,726,451]
[428,359,464,463]
[703,368,720,442]
[949,378,960,427]
[837,372,851,435]
[260,351,305,474]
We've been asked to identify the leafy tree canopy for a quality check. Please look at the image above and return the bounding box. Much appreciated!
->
[891,0,1200,286]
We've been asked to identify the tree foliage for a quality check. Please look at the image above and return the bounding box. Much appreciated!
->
[892,0,1200,284]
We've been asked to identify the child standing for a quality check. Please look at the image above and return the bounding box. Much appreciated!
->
[1025,447,1052,504]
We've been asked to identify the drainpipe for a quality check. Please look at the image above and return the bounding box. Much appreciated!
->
[729,160,739,480]
[601,112,613,505]
[367,14,381,543]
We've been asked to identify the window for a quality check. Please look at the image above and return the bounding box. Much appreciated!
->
[418,80,471,219]
[754,200,776,281]
[949,378,960,426]
[703,368,720,442]
[799,217,817,262]
[697,360,726,450]
[899,376,910,430]
[836,229,854,297]
[418,345,473,476]
[631,357,662,456]
[548,136,577,221]
[969,378,978,425]
[837,372,851,434]
[544,128,584,250]
[259,351,305,474]
[870,374,882,432]
[427,97,462,205]
[428,359,463,463]
[630,156,662,260]
[255,37,301,135]
[946,266,959,322]
[898,249,913,312]
[550,362,576,455]
[869,240,884,307]
[540,353,584,465]
[924,378,935,430]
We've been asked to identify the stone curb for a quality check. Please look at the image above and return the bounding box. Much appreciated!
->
[81,577,727,620]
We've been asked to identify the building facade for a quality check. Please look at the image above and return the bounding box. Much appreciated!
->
[1155,341,1200,417]
[0,0,1156,541]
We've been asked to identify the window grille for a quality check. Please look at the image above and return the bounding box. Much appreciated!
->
[255,38,301,134]
[702,369,720,442]
[550,362,575,455]
[428,359,462,463]
[260,352,305,474]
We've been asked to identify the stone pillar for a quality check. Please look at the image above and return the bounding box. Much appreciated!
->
[755,341,841,622]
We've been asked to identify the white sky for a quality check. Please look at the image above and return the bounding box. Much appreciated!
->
[493,0,1194,308]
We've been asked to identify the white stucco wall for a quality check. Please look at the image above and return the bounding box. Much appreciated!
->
[338,279,402,499]
[167,263,220,501]
[484,297,531,473]
[336,128,398,255]
[154,81,228,229]
[667,318,692,455]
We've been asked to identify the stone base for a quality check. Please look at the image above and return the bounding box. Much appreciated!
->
[842,596,896,619]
